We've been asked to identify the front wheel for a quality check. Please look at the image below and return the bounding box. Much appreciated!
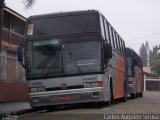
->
[122,88,127,102]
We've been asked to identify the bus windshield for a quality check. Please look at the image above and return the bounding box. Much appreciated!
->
[28,13,99,37]
[26,37,101,78]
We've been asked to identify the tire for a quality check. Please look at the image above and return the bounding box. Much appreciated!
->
[110,79,114,103]
[103,78,113,106]
[131,93,136,99]
[139,92,143,97]
[104,101,111,106]
[122,82,127,102]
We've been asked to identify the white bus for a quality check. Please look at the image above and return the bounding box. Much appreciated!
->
[17,10,127,108]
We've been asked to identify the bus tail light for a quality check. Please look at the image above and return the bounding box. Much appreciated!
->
[129,80,133,84]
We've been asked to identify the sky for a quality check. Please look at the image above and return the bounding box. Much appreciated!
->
[5,0,160,53]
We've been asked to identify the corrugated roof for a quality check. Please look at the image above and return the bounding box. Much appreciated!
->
[143,66,151,73]
[3,6,26,21]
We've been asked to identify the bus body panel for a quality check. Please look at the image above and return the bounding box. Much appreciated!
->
[107,50,125,99]
[128,77,135,94]
[28,74,111,107]
[115,55,125,98]
[24,10,129,107]
[125,47,143,97]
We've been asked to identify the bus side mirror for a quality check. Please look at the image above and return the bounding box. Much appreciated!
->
[17,46,25,68]
[104,43,112,59]
[17,46,23,63]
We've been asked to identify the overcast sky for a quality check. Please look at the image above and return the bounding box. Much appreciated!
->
[5,0,160,53]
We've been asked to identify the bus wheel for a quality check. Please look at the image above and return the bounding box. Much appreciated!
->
[139,92,143,97]
[110,78,114,103]
[104,100,111,106]
[131,93,136,99]
[122,87,127,102]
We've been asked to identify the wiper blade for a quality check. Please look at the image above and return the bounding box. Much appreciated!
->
[69,51,83,74]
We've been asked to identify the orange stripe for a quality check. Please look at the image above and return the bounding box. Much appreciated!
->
[115,56,125,99]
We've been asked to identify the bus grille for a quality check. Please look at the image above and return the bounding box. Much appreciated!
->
[46,85,84,91]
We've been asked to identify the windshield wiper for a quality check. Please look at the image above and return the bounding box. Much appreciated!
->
[68,50,83,74]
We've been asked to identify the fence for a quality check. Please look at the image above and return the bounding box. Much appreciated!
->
[144,75,160,91]
[0,54,27,102]
[0,54,25,82]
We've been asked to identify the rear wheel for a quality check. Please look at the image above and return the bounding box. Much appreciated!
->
[122,82,127,102]
[131,93,136,99]
[104,101,111,106]
[108,78,114,105]
[139,92,143,97]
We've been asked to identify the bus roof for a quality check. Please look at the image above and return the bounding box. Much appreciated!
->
[26,10,101,38]
[28,10,100,20]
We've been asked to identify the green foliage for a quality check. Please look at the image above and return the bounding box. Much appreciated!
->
[150,45,159,66]
[152,54,160,74]
[139,43,148,66]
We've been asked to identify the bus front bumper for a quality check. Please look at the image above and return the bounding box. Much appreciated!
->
[28,87,106,107]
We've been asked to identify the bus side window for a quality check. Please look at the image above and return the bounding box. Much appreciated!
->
[122,41,125,56]
[116,34,120,53]
[104,21,110,43]
[100,16,106,40]
[111,29,116,49]
[118,37,121,53]
[109,25,113,48]
[113,30,117,50]
[119,39,123,54]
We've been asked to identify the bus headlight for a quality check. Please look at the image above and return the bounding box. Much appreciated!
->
[38,87,46,92]
[83,82,104,88]
[31,87,38,93]
[29,87,45,93]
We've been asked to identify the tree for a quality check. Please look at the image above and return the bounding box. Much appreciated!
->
[145,41,150,66]
[150,45,159,66]
[23,0,36,9]
[139,43,148,66]
[152,54,160,74]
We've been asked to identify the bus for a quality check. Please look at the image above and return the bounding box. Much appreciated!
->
[18,10,127,108]
[125,47,143,99]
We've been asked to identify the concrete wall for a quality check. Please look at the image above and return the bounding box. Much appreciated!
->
[0,82,28,103]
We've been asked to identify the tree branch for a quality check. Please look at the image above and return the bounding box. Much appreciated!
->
[23,0,36,9]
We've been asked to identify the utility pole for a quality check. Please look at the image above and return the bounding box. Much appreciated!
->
[0,0,5,52]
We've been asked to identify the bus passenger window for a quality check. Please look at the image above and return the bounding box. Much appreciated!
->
[109,26,113,47]
[119,39,123,54]
[116,35,120,53]
[100,16,106,40]
[104,21,110,43]
[112,30,117,50]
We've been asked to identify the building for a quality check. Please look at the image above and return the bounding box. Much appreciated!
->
[143,66,160,91]
[143,66,151,74]
[0,6,27,102]
[1,6,25,82]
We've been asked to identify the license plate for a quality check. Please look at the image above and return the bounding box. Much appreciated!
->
[28,80,43,87]
[59,95,71,101]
